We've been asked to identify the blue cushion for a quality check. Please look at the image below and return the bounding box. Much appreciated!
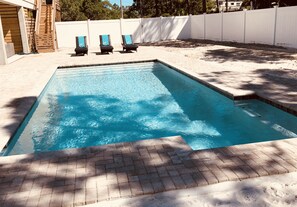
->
[101,35,110,46]
[124,35,133,45]
[78,36,85,47]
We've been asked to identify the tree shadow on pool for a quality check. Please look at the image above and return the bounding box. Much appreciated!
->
[2,96,37,140]
[8,93,218,153]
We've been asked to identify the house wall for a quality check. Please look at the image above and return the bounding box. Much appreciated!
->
[0,2,23,53]
[218,0,242,11]
[0,0,35,10]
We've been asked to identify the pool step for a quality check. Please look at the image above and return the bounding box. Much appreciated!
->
[56,62,167,77]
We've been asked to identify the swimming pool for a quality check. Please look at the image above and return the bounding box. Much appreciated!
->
[3,61,297,156]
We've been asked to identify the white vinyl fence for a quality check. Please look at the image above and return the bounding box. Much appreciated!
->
[191,6,297,48]
[56,6,297,49]
[55,16,190,48]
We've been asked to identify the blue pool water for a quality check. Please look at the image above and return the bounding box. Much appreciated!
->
[4,62,297,155]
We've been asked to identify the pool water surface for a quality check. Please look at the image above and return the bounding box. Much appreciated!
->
[4,62,297,155]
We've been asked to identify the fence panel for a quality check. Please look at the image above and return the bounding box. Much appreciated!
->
[121,18,142,43]
[245,8,275,45]
[55,21,88,48]
[161,16,190,40]
[89,20,121,47]
[175,16,191,39]
[223,11,245,43]
[161,17,172,40]
[275,6,297,48]
[142,18,160,42]
[191,15,204,39]
[205,13,222,41]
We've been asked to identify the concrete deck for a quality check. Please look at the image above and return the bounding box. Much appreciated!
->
[0,41,297,206]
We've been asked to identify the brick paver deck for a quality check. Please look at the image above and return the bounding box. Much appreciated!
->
[1,136,297,206]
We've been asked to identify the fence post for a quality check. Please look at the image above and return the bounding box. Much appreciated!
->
[203,13,206,40]
[221,11,224,41]
[189,14,192,39]
[160,16,163,41]
[0,15,7,65]
[120,18,123,36]
[273,5,278,46]
[140,18,144,43]
[87,19,91,48]
[243,9,247,43]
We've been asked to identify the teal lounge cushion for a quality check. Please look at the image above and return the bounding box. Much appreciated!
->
[102,35,110,46]
[124,35,133,45]
[78,36,85,47]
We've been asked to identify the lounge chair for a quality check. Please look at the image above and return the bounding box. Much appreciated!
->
[99,35,114,54]
[122,35,138,52]
[75,36,88,55]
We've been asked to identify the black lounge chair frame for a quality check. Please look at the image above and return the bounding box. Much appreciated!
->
[75,36,88,56]
[122,35,138,52]
[99,35,114,54]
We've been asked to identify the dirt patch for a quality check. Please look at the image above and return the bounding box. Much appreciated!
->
[140,39,297,52]
[140,39,297,64]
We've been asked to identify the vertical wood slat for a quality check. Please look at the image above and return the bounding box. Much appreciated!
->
[24,8,36,52]
[0,2,23,53]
